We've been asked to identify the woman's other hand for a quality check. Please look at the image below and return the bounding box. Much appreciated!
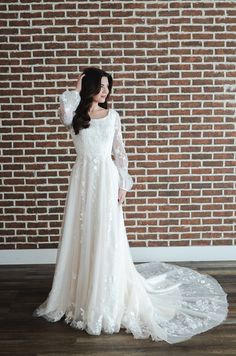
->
[118,188,127,205]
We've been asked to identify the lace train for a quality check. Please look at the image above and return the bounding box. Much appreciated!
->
[33,261,228,344]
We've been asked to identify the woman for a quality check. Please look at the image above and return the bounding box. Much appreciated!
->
[33,67,228,344]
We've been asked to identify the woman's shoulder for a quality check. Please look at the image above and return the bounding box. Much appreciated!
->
[110,108,120,118]
[109,109,121,124]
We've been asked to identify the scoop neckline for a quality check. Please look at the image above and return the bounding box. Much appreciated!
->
[90,108,110,121]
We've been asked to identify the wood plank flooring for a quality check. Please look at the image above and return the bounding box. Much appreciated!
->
[0,261,235,356]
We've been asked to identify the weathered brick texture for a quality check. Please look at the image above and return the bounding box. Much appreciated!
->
[0,1,235,249]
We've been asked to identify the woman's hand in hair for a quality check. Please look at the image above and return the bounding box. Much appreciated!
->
[76,73,86,93]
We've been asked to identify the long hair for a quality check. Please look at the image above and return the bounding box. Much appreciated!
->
[72,67,113,135]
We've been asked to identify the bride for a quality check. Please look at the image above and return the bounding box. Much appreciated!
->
[33,67,228,344]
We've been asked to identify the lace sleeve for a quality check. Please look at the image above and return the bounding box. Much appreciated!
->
[57,89,81,128]
[112,111,133,192]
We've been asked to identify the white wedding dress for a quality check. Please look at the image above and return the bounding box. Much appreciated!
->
[33,89,228,344]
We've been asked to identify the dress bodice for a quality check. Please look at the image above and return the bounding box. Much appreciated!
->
[69,109,116,160]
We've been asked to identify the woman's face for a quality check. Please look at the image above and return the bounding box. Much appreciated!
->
[93,76,109,103]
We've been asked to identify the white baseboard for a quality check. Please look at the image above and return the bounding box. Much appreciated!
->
[0,246,235,265]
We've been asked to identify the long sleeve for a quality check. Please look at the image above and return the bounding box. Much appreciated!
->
[112,112,133,192]
[58,89,81,127]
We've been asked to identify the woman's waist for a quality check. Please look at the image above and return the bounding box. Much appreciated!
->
[74,153,113,164]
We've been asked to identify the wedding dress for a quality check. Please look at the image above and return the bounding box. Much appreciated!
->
[33,89,228,344]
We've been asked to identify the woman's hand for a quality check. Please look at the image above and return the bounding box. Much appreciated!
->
[118,188,127,205]
[76,73,85,93]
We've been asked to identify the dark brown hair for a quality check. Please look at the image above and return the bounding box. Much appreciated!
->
[72,66,113,135]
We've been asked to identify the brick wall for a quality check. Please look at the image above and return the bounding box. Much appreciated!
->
[0,0,235,250]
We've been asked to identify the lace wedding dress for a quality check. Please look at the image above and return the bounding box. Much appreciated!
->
[33,89,228,344]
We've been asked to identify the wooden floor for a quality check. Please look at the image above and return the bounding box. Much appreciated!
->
[0,261,235,356]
